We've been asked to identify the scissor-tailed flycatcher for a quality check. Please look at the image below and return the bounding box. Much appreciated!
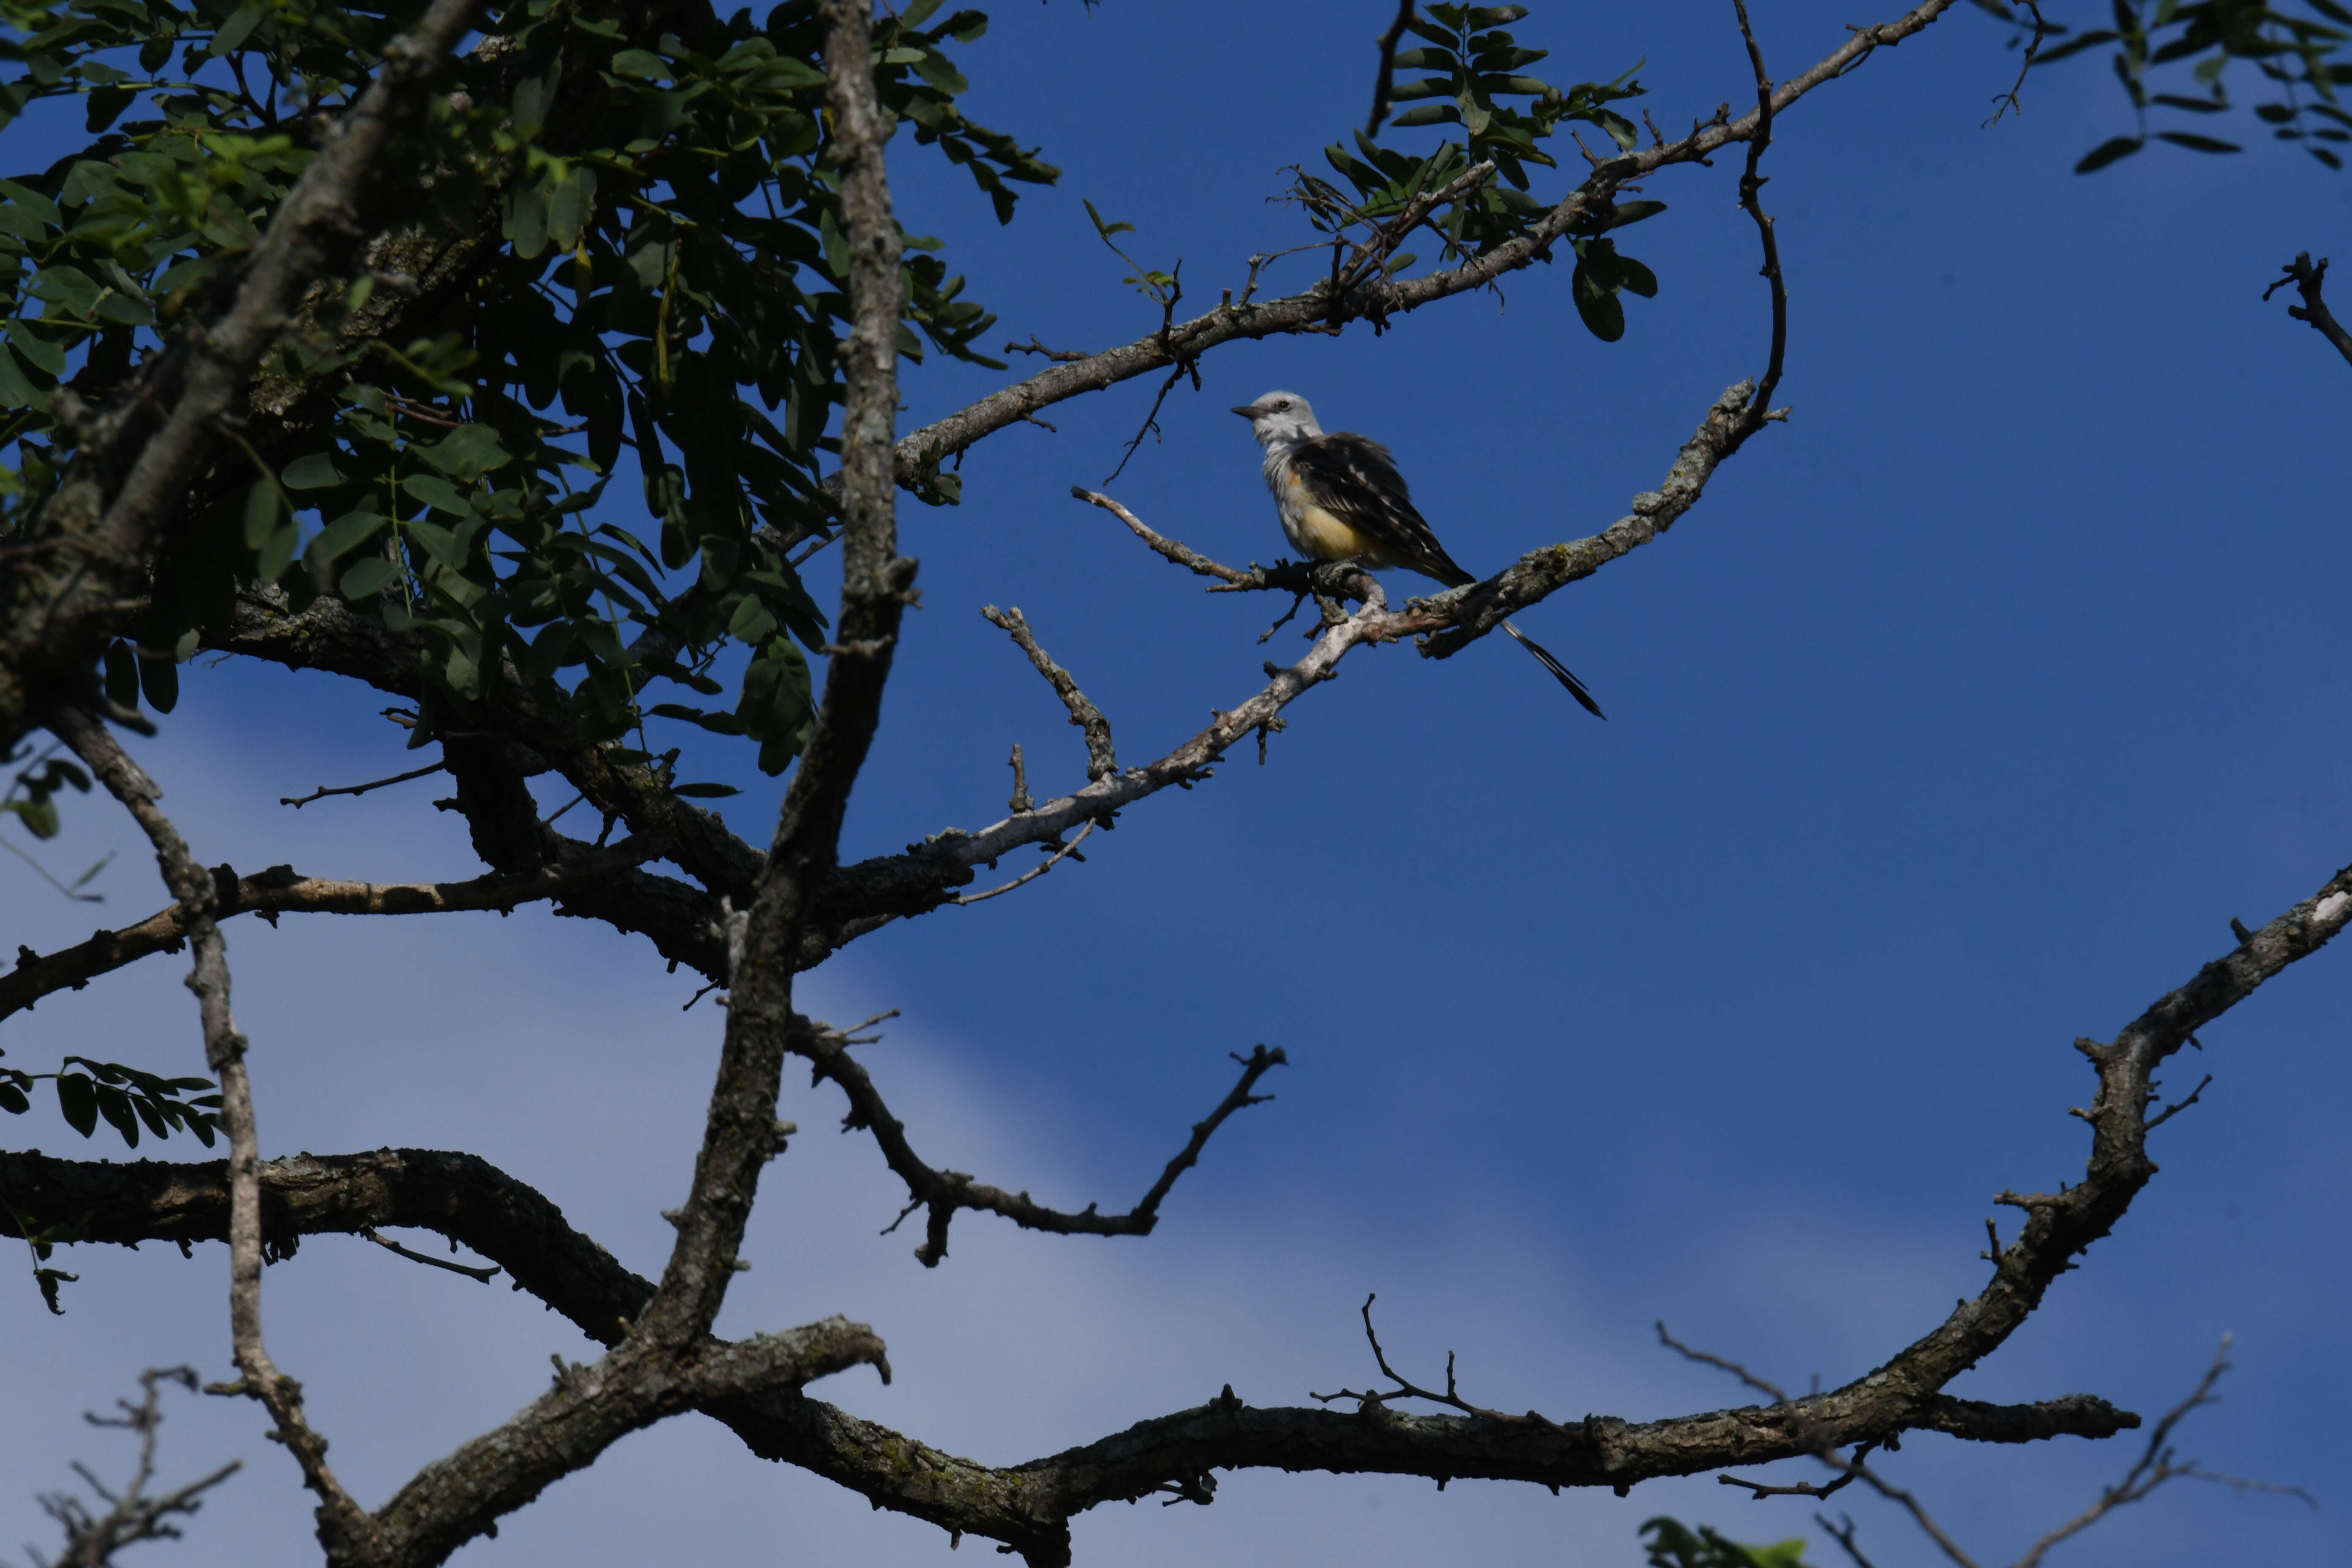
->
[1232,390,1605,717]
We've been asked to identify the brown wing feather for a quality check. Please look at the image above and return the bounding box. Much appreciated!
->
[1290,433,1474,586]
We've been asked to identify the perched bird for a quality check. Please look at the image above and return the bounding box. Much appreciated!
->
[1232,390,1604,717]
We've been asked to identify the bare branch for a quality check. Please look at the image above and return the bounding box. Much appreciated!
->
[49,707,367,1545]
[359,1226,500,1285]
[1,836,675,1023]
[1731,0,1791,429]
[1366,1,1418,138]
[1982,1,2051,127]
[1656,1321,1792,1404]
[2010,1338,2314,1568]
[1071,487,1250,583]
[980,607,1117,781]
[800,1022,1285,1267]
[951,819,1094,906]
[1816,1512,1885,1568]
[634,0,914,1353]
[28,1368,240,1568]
[2263,252,2352,370]
[280,762,446,808]
[0,1137,2133,1568]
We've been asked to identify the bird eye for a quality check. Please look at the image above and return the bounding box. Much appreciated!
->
[1274,399,1291,410]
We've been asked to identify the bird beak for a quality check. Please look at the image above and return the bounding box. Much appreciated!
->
[1229,406,1258,419]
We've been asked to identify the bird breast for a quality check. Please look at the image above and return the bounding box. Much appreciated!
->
[1266,451,1383,565]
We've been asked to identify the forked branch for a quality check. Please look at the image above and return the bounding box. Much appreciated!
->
[798,1019,1285,1266]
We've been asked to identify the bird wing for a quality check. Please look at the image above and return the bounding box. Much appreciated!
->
[1289,433,1475,586]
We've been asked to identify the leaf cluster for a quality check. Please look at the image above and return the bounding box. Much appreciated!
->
[1641,1517,1818,1568]
[0,1049,222,1146]
[1289,4,1661,341]
[0,0,1054,793]
[1978,0,2352,169]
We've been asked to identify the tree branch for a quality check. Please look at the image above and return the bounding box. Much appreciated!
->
[2263,252,2352,370]
[1,836,672,1024]
[48,707,368,1547]
[800,1028,1284,1267]
[887,1,1958,485]
[633,0,913,1352]
[28,1367,242,1568]
[980,606,1117,782]
[1365,1,1419,139]
[818,380,1769,940]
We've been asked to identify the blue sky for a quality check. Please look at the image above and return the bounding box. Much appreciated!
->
[5,3,2350,1565]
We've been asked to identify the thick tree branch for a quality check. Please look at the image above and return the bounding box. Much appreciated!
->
[0,1136,2130,1568]
[38,849,2325,1566]
[634,0,912,1351]
[888,1,1957,484]
[1,837,671,1024]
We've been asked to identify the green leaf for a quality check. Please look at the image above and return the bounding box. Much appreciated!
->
[207,1,264,55]
[1572,267,1625,341]
[281,452,344,488]
[56,1072,97,1137]
[401,473,474,515]
[137,649,178,714]
[2153,131,2241,152]
[0,343,38,408]
[308,512,389,571]
[84,82,136,133]
[340,557,400,599]
[29,265,101,317]
[414,425,510,482]
[103,640,139,708]
[242,479,282,550]
[4,319,64,376]
[547,164,598,252]
[95,1083,139,1146]
[2074,136,2145,172]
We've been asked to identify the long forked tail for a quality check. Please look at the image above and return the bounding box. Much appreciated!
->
[1501,620,1606,719]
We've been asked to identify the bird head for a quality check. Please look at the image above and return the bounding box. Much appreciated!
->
[1230,390,1323,450]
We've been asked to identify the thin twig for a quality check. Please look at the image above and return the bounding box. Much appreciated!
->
[2263,253,2352,370]
[2010,1337,2313,1568]
[279,761,445,808]
[1982,1,2050,127]
[356,1226,498,1283]
[1006,743,1033,814]
[1070,487,1250,583]
[1732,0,1791,429]
[952,819,1094,905]
[980,606,1117,781]
[1656,1320,1791,1403]
[1365,1,1419,138]
[28,1368,242,1568]
[1815,1513,1884,1568]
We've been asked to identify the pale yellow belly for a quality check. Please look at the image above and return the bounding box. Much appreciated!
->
[1286,498,1380,562]
[1280,472,1402,567]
